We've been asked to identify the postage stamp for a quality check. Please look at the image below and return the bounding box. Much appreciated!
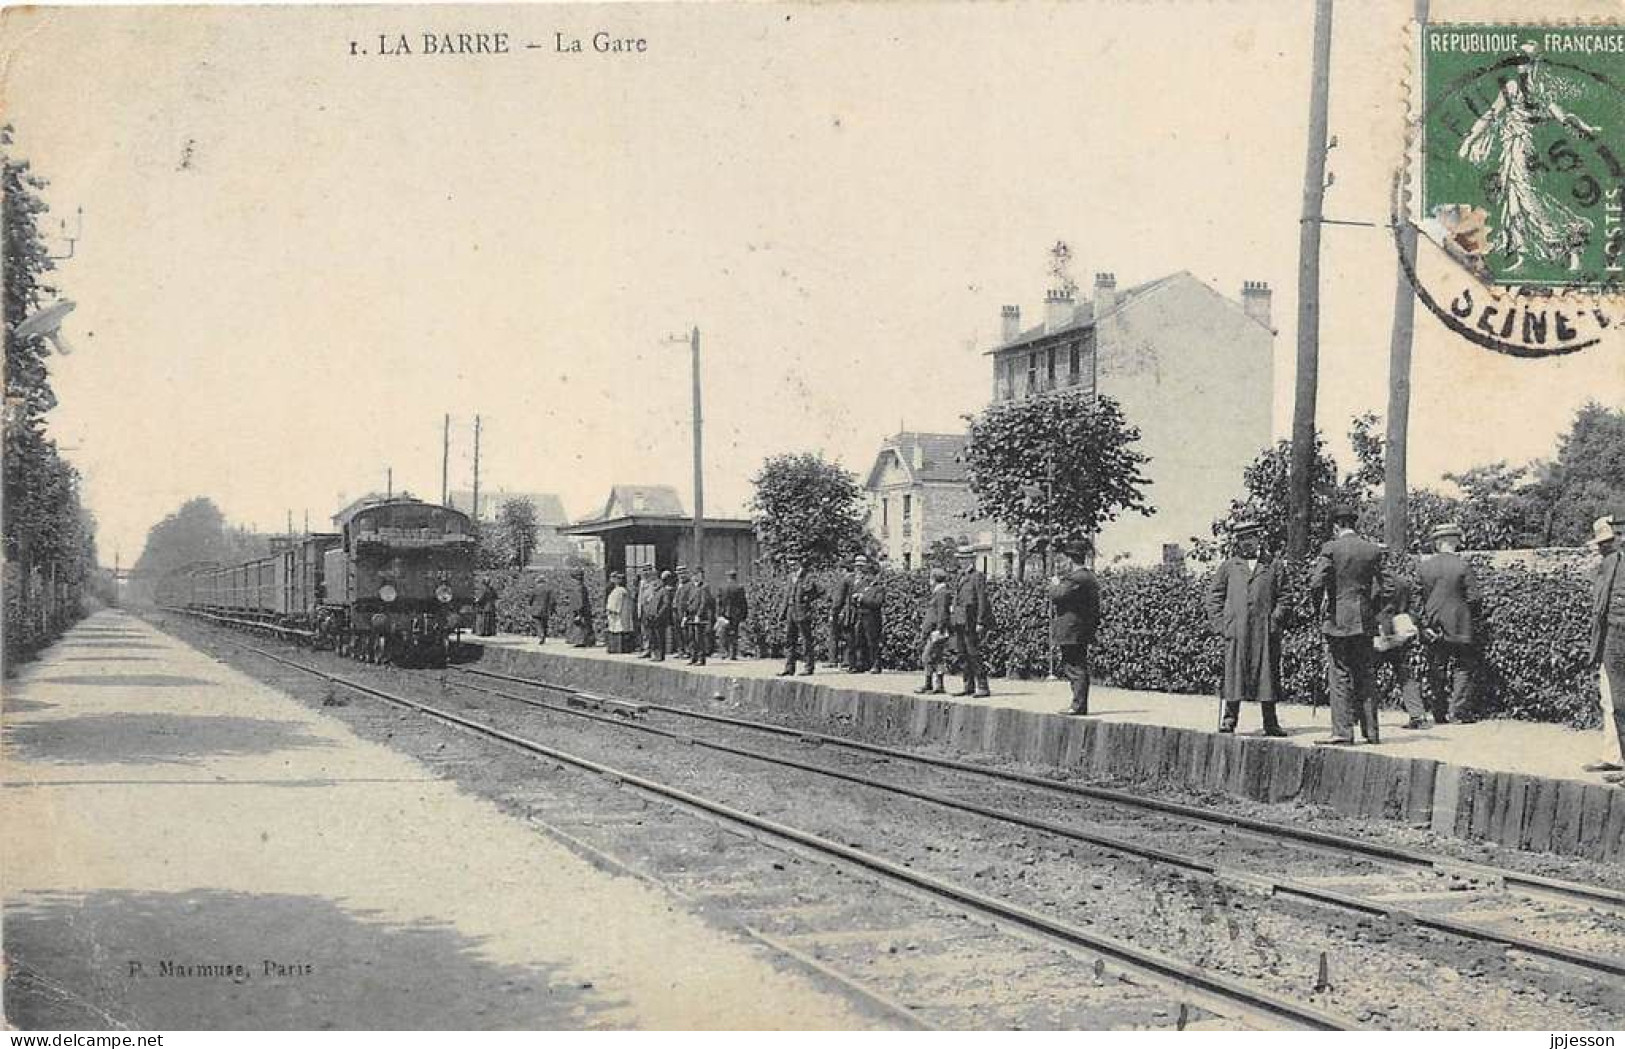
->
[1403,22,1625,356]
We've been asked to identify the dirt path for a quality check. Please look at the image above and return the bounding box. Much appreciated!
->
[2,610,883,1030]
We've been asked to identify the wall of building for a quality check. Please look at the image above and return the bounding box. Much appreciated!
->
[1093,276,1273,564]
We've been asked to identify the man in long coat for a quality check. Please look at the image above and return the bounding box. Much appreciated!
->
[474,581,499,637]
[777,555,821,676]
[673,566,694,660]
[829,559,855,670]
[1309,503,1392,744]
[1049,543,1101,716]
[636,567,660,658]
[568,567,595,648]
[1203,521,1287,736]
[951,552,994,697]
[528,580,555,646]
[1585,515,1625,783]
[850,558,884,674]
[648,571,676,662]
[1417,522,1482,723]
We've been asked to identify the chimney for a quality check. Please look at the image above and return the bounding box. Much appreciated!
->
[1000,304,1021,344]
[1093,272,1117,317]
[1043,288,1075,333]
[1242,280,1272,328]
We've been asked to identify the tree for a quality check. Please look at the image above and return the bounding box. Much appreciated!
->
[750,453,871,570]
[494,497,539,568]
[962,391,1152,578]
[924,536,964,574]
[131,498,270,587]
[1534,402,1625,544]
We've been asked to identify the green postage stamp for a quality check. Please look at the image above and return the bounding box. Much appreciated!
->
[1409,23,1624,355]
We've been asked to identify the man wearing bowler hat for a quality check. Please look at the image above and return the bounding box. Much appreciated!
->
[1417,521,1483,724]
[1309,503,1392,745]
[1204,521,1288,736]
[777,553,821,676]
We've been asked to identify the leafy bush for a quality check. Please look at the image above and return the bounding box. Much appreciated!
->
[480,552,1604,726]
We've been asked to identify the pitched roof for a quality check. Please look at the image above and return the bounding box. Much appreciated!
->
[864,432,970,489]
[987,271,1236,354]
[596,484,686,520]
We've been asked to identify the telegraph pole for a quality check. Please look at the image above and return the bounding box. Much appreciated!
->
[689,327,705,572]
[1287,0,1336,560]
[472,414,482,522]
[1383,0,1430,553]
[441,413,450,507]
[386,467,393,500]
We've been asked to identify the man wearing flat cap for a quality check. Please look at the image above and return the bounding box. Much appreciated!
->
[1585,515,1625,783]
[829,557,856,670]
[1417,522,1482,724]
[1309,503,1392,745]
[1204,521,1288,736]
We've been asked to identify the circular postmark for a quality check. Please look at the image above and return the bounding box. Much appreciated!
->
[1401,26,1625,358]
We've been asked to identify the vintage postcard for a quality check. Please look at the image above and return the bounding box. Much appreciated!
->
[3,0,1623,1038]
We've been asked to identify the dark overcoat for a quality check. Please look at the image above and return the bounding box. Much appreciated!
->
[779,572,822,623]
[1048,568,1101,646]
[716,581,748,622]
[951,570,993,629]
[529,586,556,621]
[1418,551,1480,644]
[829,572,854,627]
[686,583,718,625]
[1205,558,1285,703]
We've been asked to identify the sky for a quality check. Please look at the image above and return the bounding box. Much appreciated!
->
[3,0,1620,566]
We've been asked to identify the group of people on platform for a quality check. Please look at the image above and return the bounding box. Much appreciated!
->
[462,507,1624,779]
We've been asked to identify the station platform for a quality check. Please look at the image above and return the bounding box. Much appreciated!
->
[470,631,1625,863]
[1,612,882,1030]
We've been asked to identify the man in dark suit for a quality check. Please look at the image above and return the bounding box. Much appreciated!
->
[777,555,821,676]
[715,568,748,659]
[1203,521,1288,736]
[1417,522,1482,724]
[1585,515,1625,782]
[829,558,855,670]
[475,581,499,637]
[952,551,994,697]
[1049,542,1101,715]
[1309,503,1392,745]
[685,567,717,666]
[636,566,660,658]
[851,558,885,674]
[568,567,595,647]
[649,571,676,662]
[673,566,693,660]
[528,581,555,646]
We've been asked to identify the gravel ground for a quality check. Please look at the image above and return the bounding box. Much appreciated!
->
[162,618,1625,1030]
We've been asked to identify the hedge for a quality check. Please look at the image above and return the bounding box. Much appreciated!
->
[479,551,1605,728]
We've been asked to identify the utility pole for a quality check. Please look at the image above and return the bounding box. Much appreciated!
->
[441,413,450,507]
[386,467,393,500]
[303,509,309,536]
[287,509,294,537]
[689,327,705,572]
[1287,0,1336,560]
[472,414,482,522]
[1383,0,1430,554]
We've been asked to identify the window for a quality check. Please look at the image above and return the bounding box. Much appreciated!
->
[626,543,656,574]
[1004,358,1017,400]
[1001,551,1015,578]
[881,497,889,533]
[1068,342,1080,382]
[903,552,912,570]
[1027,352,1038,393]
[1046,348,1056,386]
[902,494,912,521]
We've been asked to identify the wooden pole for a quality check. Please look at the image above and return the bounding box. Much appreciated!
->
[1287,0,1336,559]
[690,327,705,572]
[472,414,482,522]
[441,412,450,507]
[1383,0,1429,553]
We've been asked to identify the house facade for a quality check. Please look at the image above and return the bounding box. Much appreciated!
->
[863,432,989,572]
[986,271,1274,564]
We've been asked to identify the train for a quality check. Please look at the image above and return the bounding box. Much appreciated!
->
[156,497,478,666]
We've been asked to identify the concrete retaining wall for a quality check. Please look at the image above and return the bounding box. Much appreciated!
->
[471,645,1625,863]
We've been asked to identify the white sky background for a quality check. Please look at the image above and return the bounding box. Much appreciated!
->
[3,0,1620,565]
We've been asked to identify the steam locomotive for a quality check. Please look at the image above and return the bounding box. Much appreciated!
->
[157,498,478,666]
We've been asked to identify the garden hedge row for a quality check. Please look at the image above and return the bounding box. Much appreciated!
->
[479,551,1604,728]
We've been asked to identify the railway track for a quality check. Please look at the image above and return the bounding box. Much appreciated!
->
[450,665,1625,967]
[227,639,1358,1031]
